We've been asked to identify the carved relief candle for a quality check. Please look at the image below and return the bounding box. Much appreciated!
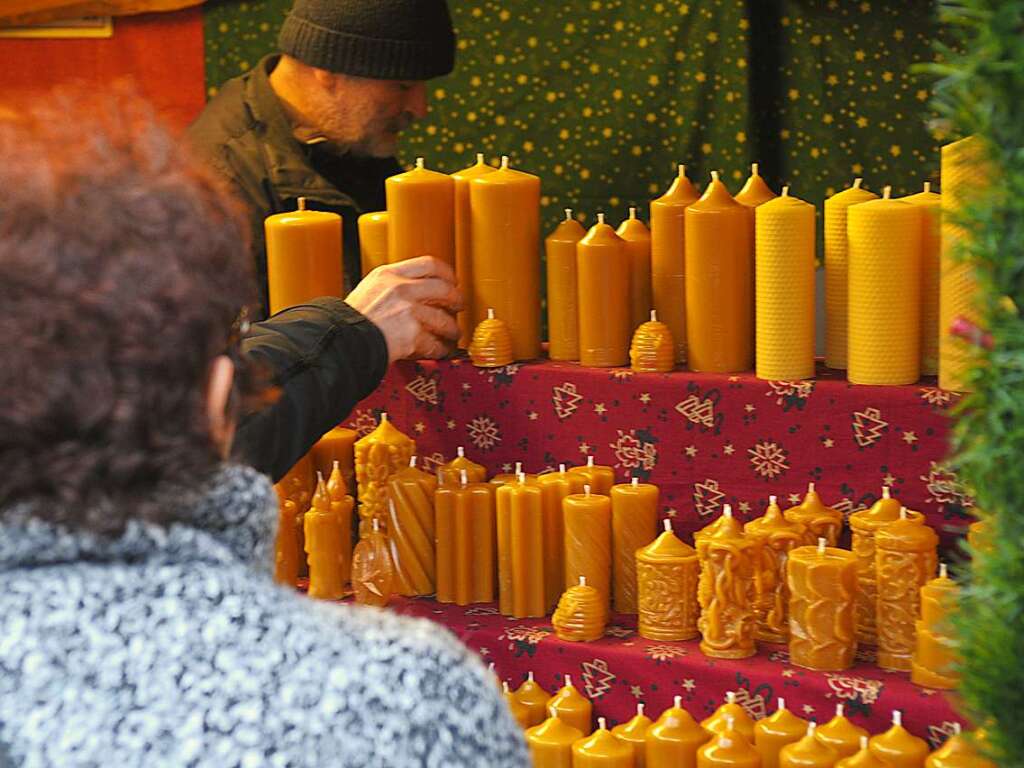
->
[637,519,700,641]
[552,576,607,642]
[911,563,960,690]
[754,698,808,768]
[696,507,758,659]
[646,695,711,768]
[787,538,858,671]
[744,495,807,643]
[610,477,659,614]
[354,413,416,536]
[784,482,843,546]
[849,487,906,644]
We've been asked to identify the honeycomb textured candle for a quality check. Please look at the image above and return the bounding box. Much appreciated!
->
[545,210,586,361]
[630,312,675,372]
[787,542,857,671]
[744,496,806,643]
[357,211,389,277]
[848,488,906,645]
[354,415,415,536]
[384,460,437,596]
[610,479,659,614]
[911,565,960,689]
[385,157,455,269]
[451,154,495,345]
[637,521,700,641]
[696,510,758,659]
[468,311,514,367]
[900,183,942,376]
[577,214,630,367]
[616,208,652,331]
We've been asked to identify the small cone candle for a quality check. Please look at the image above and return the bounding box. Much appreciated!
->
[610,477,659,614]
[696,507,758,659]
[816,705,868,760]
[304,472,347,600]
[385,157,455,269]
[911,563,960,689]
[754,698,808,768]
[552,576,607,642]
[651,164,699,363]
[900,182,942,376]
[701,692,756,744]
[837,737,886,768]
[547,675,593,736]
[574,717,634,767]
[611,704,653,768]
[744,495,807,643]
[850,487,906,645]
[513,672,551,729]
[925,725,995,768]
[697,715,760,768]
[779,722,838,768]
[617,207,653,331]
[637,519,700,641]
[504,680,532,729]
[645,695,711,768]
[630,310,676,373]
[354,413,416,536]
[357,210,389,277]
[527,706,585,768]
[783,483,843,547]
[578,212,630,367]
[437,446,487,486]
[469,308,515,367]
[869,711,929,768]
[546,208,587,361]
[451,153,496,345]
[351,518,394,607]
[788,538,858,671]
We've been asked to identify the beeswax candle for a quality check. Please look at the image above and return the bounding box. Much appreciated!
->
[645,695,710,768]
[900,182,942,376]
[513,672,551,728]
[265,197,344,315]
[574,718,634,767]
[452,153,495,345]
[869,711,929,768]
[911,563,959,689]
[925,726,995,768]
[304,472,347,600]
[496,474,546,617]
[357,211,389,277]
[438,446,487,486]
[617,207,653,331]
[469,308,514,367]
[783,483,843,547]
[274,498,301,587]
[651,164,699,363]
[568,456,615,495]
[779,723,838,768]
[385,157,455,269]
[385,457,437,596]
[837,737,886,768]
[527,708,585,768]
[744,496,806,642]
[696,507,758,659]
[701,693,756,744]
[548,675,593,736]
[612,704,653,768]
[325,461,354,586]
[754,699,808,768]
[578,213,630,367]
[788,538,857,671]
[504,681,532,729]
[351,518,394,607]
[354,413,415,536]
[610,477,659,613]
[735,163,778,208]
[311,426,357,502]
[816,704,868,760]
[552,576,607,642]
[630,310,675,373]
[697,715,760,768]
[537,466,586,609]
[564,486,612,608]
[435,471,496,604]
[546,209,587,361]
[849,487,906,644]
[637,519,700,641]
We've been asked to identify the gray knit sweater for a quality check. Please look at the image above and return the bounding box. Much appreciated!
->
[0,465,528,768]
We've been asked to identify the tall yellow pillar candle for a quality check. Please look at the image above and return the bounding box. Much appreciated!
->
[617,207,652,332]
[578,212,630,367]
[568,456,615,495]
[696,508,758,659]
[816,704,868,760]
[847,186,923,385]
[573,718,634,767]
[452,153,496,346]
[611,704,652,768]
[824,179,879,369]
[651,164,699,363]
[697,716,760,768]
[304,473,347,600]
[385,456,437,596]
[537,465,586,610]
[755,187,816,381]
[527,709,585,768]
[547,209,587,360]
[354,413,416,536]
[265,197,344,315]
[610,477,659,614]
[637,519,700,641]
[911,563,960,689]
[787,538,857,671]
[645,695,711,768]
[470,155,542,360]
[754,698,808,768]
[496,474,546,618]
[849,487,905,645]
[385,157,455,269]
[869,711,930,768]
[744,495,806,643]
[900,182,942,376]
[685,171,754,373]
[563,486,612,609]
[548,675,593,736]
[434,471,496,604]
[357,211,389,277]
[779,723,838,768]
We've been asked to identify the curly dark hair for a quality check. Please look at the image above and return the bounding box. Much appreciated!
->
[0,87,257,535]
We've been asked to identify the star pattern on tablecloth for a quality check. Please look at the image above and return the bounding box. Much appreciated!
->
[902,431,918,444]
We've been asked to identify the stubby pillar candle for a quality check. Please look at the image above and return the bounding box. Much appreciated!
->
[311,426,357,503]
[617,207,653,331]
[630,310,676,372]
[925,725,995,768]
[385,157,455,269]
[685,171,754,373]
[610,477,659,613]
[564,486,612,608]
[451,153,495,345]
[578,213,630,367]
[265,197,344,315]
[568,456,616,495]
[546,209,587,360]
[651,164,699,363]
[875,509,939,672]
[754,698,808,768]
[816,704,868,760]
[701,692,756,744]
[779,723,838,768]
[824,179,879,369]
[573,718,634,767]
[848,186,923,385]
[697,716,760,768]
[696,507,758,659]
[637,520,700,641]
[496,474,546,618]
[385,457,437,596]
[437,446,487,486]
[788,538,858,671]
[351,518,394,607]
[744,496,807,643]
[470,155,542,360]
[612,704,653,768]
[553,576,607,642]
[274,498,301,587]
[548,675,593,736]
[783,483,843,547]
[911,563,960,689]
[503,681,532,729]
[837,737,886,768]
[527,707,585,768]
[849,487,905,645]
[645,695,711,768]
[514,672,551,728]
[755,187,816,381]
[900,183,942,376]
[354,413,416,536]
[468,308,515,367]
[434,471,496,604]
[303,471,348,599]
[537,466,586,609]
[869,711,930,768]
[357,211,389,277]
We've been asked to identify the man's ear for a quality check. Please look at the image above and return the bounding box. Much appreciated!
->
[206,354,236,458]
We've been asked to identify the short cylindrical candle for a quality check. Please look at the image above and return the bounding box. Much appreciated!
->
[645,695,711,768]
[527,708,584,768]
[849,487,906,645]
[697,715,760,768]
[513,671,551,729]
[612,703,653,768]
[563,486,612,608]
[451,153,495,345]
[754,698,808,768]
[816,704,868,760]
[573,717,634,767]
[651,164,699,363]
[546,209,587,361]
[637,519,700,641]
[385,457,437,596]
[701,692,756,744]
[783,482,843,547]
[496,476,546,617]
[787,538,858,671]
[837,736,886,768]
[265,197,344,315]
[696,507,758,659]
[779,723,838,768]
[610,478,659,613]
[911,563,960,689]
[616,207,652,331]
[547,675,593,736]
[357,210,389,277]
[385,157,455,269]
[868,711,930,768]
[577,212,630,367]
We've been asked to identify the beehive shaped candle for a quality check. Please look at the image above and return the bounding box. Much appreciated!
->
[563,486,612,608]
[847,186,923,385]
[385,157,455,269]
[925,725,995,768]
[527,708,584,768]
[265,197,344,315]
[900,182,942,376]
[577,212,630,367]
[651,164,700,363]
[646,695,711,768]
[869,711,930,768]
[568,456,616,495]
[744,495,807,643]
[513,672,551,728]
[637,519,700,641]
[612,703,653,767]
[875,509,939,672]
[754,698,808,768]
[701,692,756,744]
[351,518,394,607]
[837,737,886,768]
[503,681,532,729]
[849,487,906,644]
[552,576,607,642]
[685,171,754,373]
[696,507,758,659]
[451,153,496,345]
[385,457,437,596]
[437,446,487,486]
[911,563,960,689]
[496,474,546,618]
[469,308,515,367]
[547,675,593,736]
[630,310,676,373]
[755,187,816,381]
[779,723,838,768]
[357,210,389,277]
[816,704,868,760]
[610,477,659,614]
[546,208,587,361]
[697,715,760,768]
[825,179,879,369]
[788,538,858,671]
[354,413,416,536]
[617,207,653,331]
[434,470,496,604]
[574,718,634,767]
[304,471,348,600]
[784,483,843,547]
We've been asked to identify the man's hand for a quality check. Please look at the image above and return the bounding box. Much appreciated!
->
[344,256,462,363]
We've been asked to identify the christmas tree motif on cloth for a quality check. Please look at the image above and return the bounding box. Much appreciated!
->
[469,308,514,367]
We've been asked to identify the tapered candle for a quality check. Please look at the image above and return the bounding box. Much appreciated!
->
[911,563,960,689]
[651,164,699,363]
[504,681,532,729]
[788,538,857,671]
[435,471,496,604]
[612,703,653,768]
[837,737,886,768]
[385,157,455,269]
[470,155,542,360]
[568,456,616,495]
[925,725,995,768]
[617,207,652,331]
[744,496,806,642]
[900,182,942,376]
[304,472,347,600]
[875,509,939,672]
[578,212,630,367]
[325,461,354,586]
[438,446,487,486]
[696,507,758,659]
[574,717,634,767]
[779,723,838,768]
[354,413,416,536]
[385,457,437,596]
[469,308,514,367]
[701,692,756,744]
[564,486,612,608]
[645,695,711,768]
[824,179,879,369]
[630,310,676,373]
[869,711,929,768]
[514,672,552,729]
[849,487,906,644]
[783,483,843,547]
[754,698,808,768]
[548,675,593,736]
[311,425,357,503]
[685,171,754,373]
[528,707,585,768]
[637,519,700,641]
[497,474,546,617]
[452,153,496,345]
[816,704,868,760]
[553,576,607,642]
[697,715,760,768]
[351,518,394,607]
[848,186,923,385]
[265,197,344,315]
[357,211,389,277]
[547,208,587,361]
[610,478,659,614]
[755,187,816,381]
[537,466,586,609]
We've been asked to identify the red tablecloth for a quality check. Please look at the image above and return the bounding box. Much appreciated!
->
[350,357,970,544]
[389,596,966,747]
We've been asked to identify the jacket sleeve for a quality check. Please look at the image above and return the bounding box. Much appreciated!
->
[233,297,389,482]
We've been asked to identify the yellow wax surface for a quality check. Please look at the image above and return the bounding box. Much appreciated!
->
[385,464,437,596]
[577,219,630,367]
[616,212,652,331]
[434,482,495,604]
[779,731,839,768]
[697,727,761,768]
[612,709,653,768]
[736,165,778,208]
[869,723,930,768]
[527,714,584,768]
[304,475,348,600]
[496,481,546,617]
[552,581,607,642]
[548,682,593,736]
[637,527,700,641]
[900,184,942,375]
[754,707,808,768]
[437,452,487,486]
[783,487,842,546]
[573,726,634,766]
[696,515,758,659]
[816,713,868,759]
[311,426,357,497]
[325,463,354,586]
[911,571,960,689]
[645,704,710,768]
[650,168,699,363]
[354,418,416,535]
[610,481,659,613]
[357,211,389,277]
[837,744,887,768]
[265,205,344,314]
[563,492,612,607]
[787,545,858,671]
[451,156,496,345]
[745,499,806,643]
[385,161,455,268]
[351,526,394,607]
[546,216,586,361]
[702,702,756,745]
[630,317,676,372]
[513,677,551,728]
[567,462,615,495]
[925,733,995,768]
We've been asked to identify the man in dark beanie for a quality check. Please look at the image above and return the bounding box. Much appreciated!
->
[187,0,456,319]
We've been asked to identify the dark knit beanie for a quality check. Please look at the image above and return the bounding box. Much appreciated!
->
[278,0,455,80]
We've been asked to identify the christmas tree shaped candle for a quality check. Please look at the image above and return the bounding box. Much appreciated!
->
[637,519,700,641]
[701,692,756,744]
[754,698,808,768]
[787,538,858,671]
[616,207,653,331]
[630,310,676,372]
[850,487,908,644]
[697,715,760,768]
[552,576,607,642]
[646,695,711,768]
[547,675,593,736]
[651,164,699,364]
[304,472,347,600]
[911,563,960,689]
[573,718,634,767]
[612,703,653,767]
[354,413,415,536]
[526,706,584,768]
[513,672,551,729]
[469,308,514,367]
[784,483,843,546]
[779,723,839,768]
[816,704,868,760]
[546,208,587,361]
[744,495,807,642]
[696,507,758,659]
[869,711,929,768]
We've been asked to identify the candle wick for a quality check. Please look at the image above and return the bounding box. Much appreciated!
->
[632,477,639,487]
[502,681,510,694]
[500,155,510,170]
[629,206,637,219]
[564,674,572,688]
[893,710,902,727]
[528,671,534,682]
[953,723,961,735]
[297,196,307,211]
[316,470,324,485]
[579,575,586,587]
[711,170,720,182]
[476,152,484,165]
[778,697,786,711]
[923,181,931,193]
[860,736,869,750]
[487,307,495,320]
[808,481,815,493]
[940,562,948,579]
[723,505,733,519]
[883,185,892,199]
[587,456,594,468]
[410,456,417,469]
[837,703,844,717]
[883,486,891,499]
[807,722,817,735]
[597,212,606,225]
[380,412,388,424]
[598,717,607,731]
[458,446,465,458]
[584,484,591,497]
[678,163,686,177]
[663,519,672,533]
[782,185,790,197]
[900,506,908,520]
[565,207,573,221]
[333,460,339,471]
[769,495,777,505]
[853,177,863,188]
[675,695,682,709]
[415,157,425,170]
[372,518,380,532]
[752,162,759,175]
[726,691,735,704]
[818,537,827,554]
[559,463,566,474]
[650,309,658,322]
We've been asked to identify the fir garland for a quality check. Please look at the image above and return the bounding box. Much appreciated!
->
[926,2,1024,764]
